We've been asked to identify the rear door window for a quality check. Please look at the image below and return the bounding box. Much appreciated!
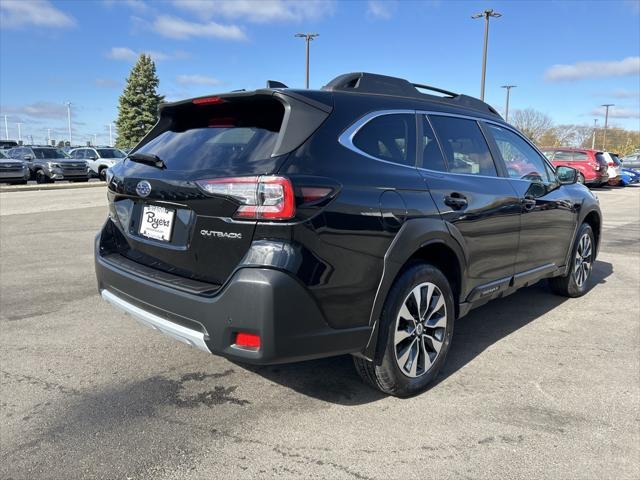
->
[573,151,588,161]
[429,115,498,176]
[419,116,447,172]
[352,113,416,167]
[553,151,574,162]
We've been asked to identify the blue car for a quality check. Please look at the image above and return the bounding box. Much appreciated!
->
[621,168,640,184]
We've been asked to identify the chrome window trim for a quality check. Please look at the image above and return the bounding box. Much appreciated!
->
[338,108,557,180]
[337,109,418,170]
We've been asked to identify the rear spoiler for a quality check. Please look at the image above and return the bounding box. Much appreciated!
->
[133,89,333,158]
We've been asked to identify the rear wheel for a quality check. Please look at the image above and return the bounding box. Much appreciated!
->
[549,223,595,297]
[577,173,585,184]
[99,168,107,181]
[353,263,455,397]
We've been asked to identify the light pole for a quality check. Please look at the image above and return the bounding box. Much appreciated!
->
[601,104,614,150]
[47,128,51,145]
[294,33,319,89]
[107,123,113,146]
[65,101,72,145]
[591,119,598,150]
[3,115,8,140]
[472,9,502,101]
[501,85,516,122]
[17,122,22,142]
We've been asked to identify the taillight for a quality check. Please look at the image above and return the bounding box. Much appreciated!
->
[192,96,225,105]
[196,175,295,220]
[608,161,615,167]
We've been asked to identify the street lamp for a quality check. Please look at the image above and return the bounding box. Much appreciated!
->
[472,9,502,101]
[601,104,614,150]
[294,33,319,89]
[500,85,516,122]
[65,102,72,145]
[17,122,22,142]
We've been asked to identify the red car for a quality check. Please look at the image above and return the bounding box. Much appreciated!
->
[540,148,609,186]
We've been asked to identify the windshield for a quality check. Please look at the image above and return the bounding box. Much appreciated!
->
[97,148,126,159]
[0,150,6,159]
[33,148,69,159]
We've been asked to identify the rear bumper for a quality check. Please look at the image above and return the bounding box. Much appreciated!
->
[586,172,608,185]
[95,235,370,364]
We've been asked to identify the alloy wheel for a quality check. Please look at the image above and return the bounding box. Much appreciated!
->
[574,233,593,288]
[394,282,447,378]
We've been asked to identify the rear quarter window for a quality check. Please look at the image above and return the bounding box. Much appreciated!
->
[352,113,416,167]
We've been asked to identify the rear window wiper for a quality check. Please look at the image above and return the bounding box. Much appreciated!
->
[127,152,166,169]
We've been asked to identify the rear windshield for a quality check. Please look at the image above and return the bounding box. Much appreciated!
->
[609,153,621,165]
[33,148,68,159]
[595,153,608,164]
[135,98,285,172]
[97,148,126,159]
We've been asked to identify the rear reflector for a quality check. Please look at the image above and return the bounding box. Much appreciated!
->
[196,175,295,220]
[192,96,226,105]
[300,186,333,204]
[235,332,261,350]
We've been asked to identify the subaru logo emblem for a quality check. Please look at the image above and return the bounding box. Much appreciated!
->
[136,180,151,197]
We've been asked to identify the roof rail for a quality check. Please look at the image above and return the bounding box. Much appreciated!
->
[322,72,501,117]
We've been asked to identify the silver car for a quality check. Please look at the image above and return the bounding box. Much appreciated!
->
[620,153,640,170]
[0,149,31,184]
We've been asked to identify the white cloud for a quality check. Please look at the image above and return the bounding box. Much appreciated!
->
[611,89,640,99]
[589,106,640,119]
[367,0,395,19]
[545,57,640,82]
[172,0,335,23]
[176,75,223,86]
[105,47,187,62]
[95,78,122,88]
[0,0,75,29]
[0,101,68,119]
[152,15,246,40]
[103,0,149,11]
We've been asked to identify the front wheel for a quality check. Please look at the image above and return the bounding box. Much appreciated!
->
[35,170,50,184]
[353,263,455,397]
[99,168,107,181]
[549,223,595,297]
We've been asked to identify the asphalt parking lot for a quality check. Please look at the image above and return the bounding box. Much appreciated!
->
[1,185,638,480]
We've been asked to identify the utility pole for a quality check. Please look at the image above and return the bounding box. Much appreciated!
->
[591,119,598,150]
[93,134,97,146]
[65,101,72,145]
[601,104,614,150]
[47,128,51,145]
[107,123,113,146]
[3,115,8,140]
[294,33,319,89]
[500,85,516,122]
[472,9,502,101]
[17,122,22,142]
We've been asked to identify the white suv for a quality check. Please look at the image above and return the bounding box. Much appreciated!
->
[69,147,126,181]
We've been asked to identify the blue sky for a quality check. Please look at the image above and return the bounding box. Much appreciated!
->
[1,0,639,146]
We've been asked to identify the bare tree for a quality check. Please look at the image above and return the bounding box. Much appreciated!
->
[511,108,554,143]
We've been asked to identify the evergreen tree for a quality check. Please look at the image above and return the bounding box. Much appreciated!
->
[115,54,164,148]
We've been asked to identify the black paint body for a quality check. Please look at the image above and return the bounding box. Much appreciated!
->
[95,75,602,364]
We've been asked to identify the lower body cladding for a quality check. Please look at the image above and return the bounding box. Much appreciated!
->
[95,243,371,365]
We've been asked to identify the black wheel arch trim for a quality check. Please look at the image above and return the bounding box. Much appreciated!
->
[359,217,468,361]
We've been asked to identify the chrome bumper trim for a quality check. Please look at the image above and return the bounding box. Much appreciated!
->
[101,289,211,353]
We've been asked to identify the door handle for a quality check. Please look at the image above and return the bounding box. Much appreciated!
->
[444,193,468,210]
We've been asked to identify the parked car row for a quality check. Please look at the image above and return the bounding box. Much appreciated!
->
[540,147,639,187]
[0,145,126,184]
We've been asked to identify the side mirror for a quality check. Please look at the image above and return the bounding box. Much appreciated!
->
[23,154,35,161]
[556,166,578,185]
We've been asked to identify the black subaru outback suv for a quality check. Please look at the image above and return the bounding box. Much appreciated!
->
[96,73,601,397]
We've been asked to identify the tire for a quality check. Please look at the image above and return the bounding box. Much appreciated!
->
[99,168,107,181]
[549,223,595,298]
[353,263,455,397]
[577,173,585,184]
[35,170,50,184]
